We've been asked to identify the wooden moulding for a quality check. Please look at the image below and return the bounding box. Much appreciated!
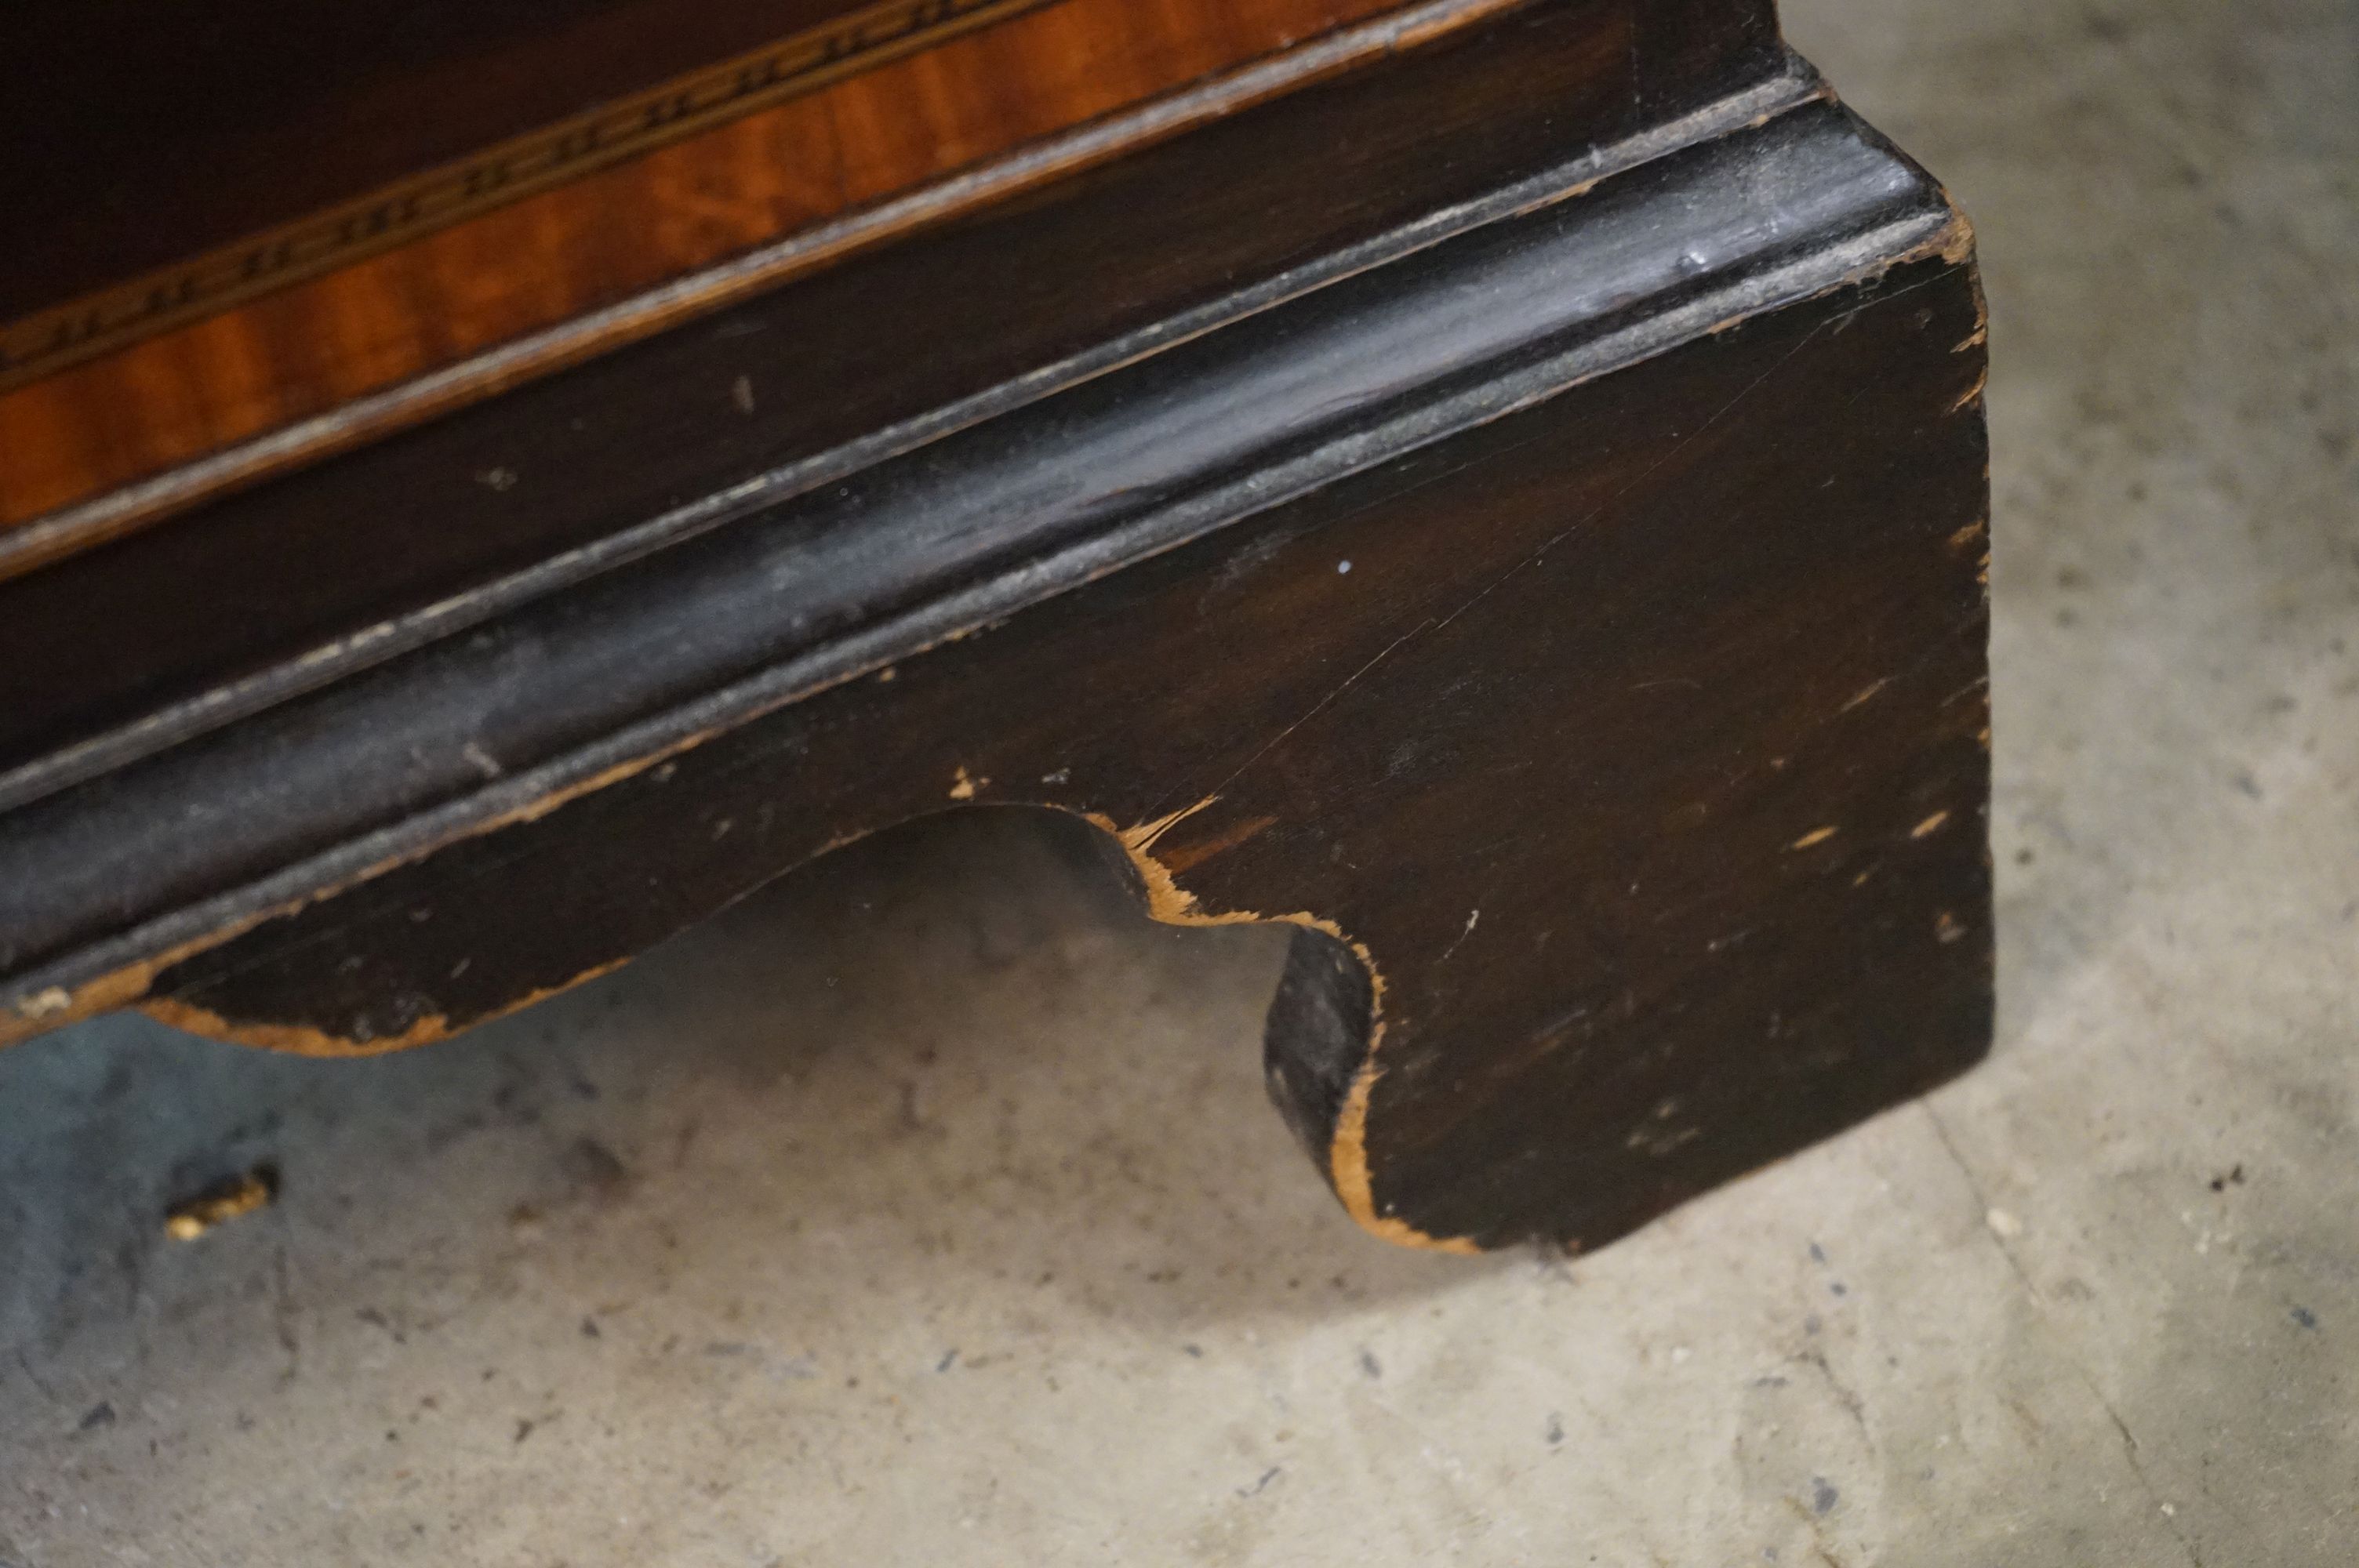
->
[0,7,1988,1251]
[0,2,1805,822]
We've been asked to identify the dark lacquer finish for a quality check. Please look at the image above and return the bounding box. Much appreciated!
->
[0,1,1989,1253]
[0,0,1804,804]
[0,0,1778,535]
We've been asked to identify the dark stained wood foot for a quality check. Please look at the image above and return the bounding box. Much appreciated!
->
[0,5,1989,1253]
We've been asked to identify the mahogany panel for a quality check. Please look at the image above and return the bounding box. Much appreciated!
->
[0,0,982,318]
[0,0,1454,530]
[0,0,1780,550]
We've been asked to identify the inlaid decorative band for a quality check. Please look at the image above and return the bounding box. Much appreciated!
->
[0,0,1056,392]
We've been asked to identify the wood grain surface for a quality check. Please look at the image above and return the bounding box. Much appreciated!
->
[0,0,1041,326]
[0,0,1804,814]
[0,0,1575,543]
[0,72,1989,1250]
[0,0,1990,1252]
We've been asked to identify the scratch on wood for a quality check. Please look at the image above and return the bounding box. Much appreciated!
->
[1930,205,1977,265]
[1432,906,1484,968]
[1123,796,1218,857]
[139,956,631,1058]
[1839,678,1891,713]
[1946,366,1988,414]
[1158,814,1278,875]
[1195,622,1435,805]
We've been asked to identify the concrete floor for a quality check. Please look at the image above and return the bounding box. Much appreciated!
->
[5,0,2356,1561]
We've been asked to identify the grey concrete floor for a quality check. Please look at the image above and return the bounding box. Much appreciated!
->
[5,0,2357,1562]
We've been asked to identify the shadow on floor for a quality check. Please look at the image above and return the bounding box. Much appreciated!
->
[2,808,1488,1377]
